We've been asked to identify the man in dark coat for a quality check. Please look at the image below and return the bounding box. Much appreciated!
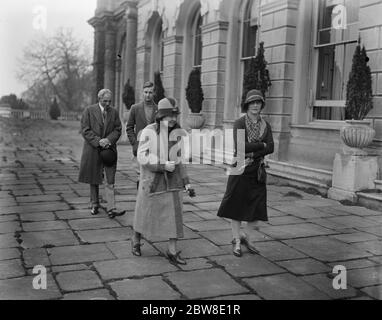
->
[78,89,125,218]
[126,81,158,188]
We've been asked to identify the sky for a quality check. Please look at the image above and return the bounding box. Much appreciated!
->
[0,0,97,97]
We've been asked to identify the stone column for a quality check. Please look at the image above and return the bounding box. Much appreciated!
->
[260,0,299,161]
[124,2,138,89]
[162,35,184,107]
[89,18,105,103]
[104,19,117,92]
[200,21,228,129]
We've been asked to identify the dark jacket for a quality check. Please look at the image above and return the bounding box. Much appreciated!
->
[233,116,274,174]
[126,101,158,156]
[78,104,122,184]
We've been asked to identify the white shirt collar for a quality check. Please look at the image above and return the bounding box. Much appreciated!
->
[99,103,104,113]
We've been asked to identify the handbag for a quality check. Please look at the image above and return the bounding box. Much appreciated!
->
[257,158,267,183]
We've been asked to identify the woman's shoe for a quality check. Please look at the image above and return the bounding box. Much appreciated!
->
[231,239,242,257]
[131,240,143,256]
[165,250,187,265]
[240,236,258,254]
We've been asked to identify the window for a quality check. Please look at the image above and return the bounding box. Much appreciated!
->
[313,0,359,120]
[193,14,203,69]
[151,19,164,76]
[241,0,259,90]
[159,30,165,74]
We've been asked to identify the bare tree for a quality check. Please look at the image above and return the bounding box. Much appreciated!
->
[17,28,93,111]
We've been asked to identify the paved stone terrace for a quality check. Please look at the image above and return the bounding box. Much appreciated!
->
[0,117,382,300]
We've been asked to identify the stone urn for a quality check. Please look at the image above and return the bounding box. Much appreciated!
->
[340,120,375,155]
[187,112,205,129]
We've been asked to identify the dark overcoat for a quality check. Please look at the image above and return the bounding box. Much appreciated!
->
[126,102,158,156]
[217,116,274,222]
[78,104,122,185]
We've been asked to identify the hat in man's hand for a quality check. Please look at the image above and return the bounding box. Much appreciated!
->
[156,97,180,121]
[100,148,117,167]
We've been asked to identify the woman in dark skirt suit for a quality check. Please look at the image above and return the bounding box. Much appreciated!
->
[217,89,274,257]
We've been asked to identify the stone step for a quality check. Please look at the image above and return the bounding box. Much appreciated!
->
[357,192,382,211]
[266,159,332,192]
[375,180,382,191]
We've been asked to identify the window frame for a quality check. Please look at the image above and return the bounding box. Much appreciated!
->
[238,0,259,115]
[310,0,360,122]
[192,13,203,70]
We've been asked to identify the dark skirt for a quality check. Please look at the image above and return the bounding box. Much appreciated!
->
[217,161,268,222]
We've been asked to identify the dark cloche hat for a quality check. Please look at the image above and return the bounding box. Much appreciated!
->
[244,89,265,106]
[100,148,117,167]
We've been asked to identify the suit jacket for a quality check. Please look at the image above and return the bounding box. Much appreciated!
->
[126,101,158,156]
[78,104,122,184]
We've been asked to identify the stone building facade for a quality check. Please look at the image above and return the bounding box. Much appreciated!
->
[89,0,382,197]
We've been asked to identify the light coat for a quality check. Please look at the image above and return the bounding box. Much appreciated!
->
[133,123,190,240]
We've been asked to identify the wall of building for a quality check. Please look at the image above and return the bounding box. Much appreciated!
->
[90,0,382,180]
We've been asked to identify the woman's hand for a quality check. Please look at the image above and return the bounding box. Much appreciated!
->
[165,161,175,172]
[185,184,196,197]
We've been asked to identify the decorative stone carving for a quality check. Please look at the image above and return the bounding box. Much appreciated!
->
[340,120,376,155]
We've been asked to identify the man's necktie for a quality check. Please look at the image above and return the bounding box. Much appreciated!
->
[102,109,107,124]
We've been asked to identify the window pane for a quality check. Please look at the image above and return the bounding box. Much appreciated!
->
[242,0,257,58]
[193,15,202,67]
[314,0,360,120]
[160,33,164,72]
[317,0,359,45]
[313,106,345,120]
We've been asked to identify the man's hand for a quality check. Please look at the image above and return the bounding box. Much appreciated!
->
[99,138,111,149]
[165,161,175,172]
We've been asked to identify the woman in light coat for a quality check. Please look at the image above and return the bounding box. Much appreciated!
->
[131,97,193,265]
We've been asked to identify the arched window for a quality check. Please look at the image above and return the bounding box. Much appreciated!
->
[240,0,259,91]
[151,18,164,77]
[192,14,203,69]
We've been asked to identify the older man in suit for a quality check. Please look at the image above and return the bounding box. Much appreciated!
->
[126,81,158,189]
[78,89,125,218]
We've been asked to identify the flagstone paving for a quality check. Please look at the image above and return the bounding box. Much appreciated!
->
[1,118,382,300]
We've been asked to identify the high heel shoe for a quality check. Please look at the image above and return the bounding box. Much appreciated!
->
[131,239,143,256]
[165,250,187,265]
[240,236,258,254]
[231,239,242,257]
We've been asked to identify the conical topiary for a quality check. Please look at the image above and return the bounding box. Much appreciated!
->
[49,97,61,120]
[345,44,373,120]
[241,41,272,110]
[153,71,166,104]
[122,79,135,110]
[185,68,204,113]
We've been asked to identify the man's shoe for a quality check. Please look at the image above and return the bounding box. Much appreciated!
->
[131,239,143,256]
[107,209,126,219]
[231,239,242,257]
[90,207,99,216]
[240,236,258,254]
[165,250,187,265]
